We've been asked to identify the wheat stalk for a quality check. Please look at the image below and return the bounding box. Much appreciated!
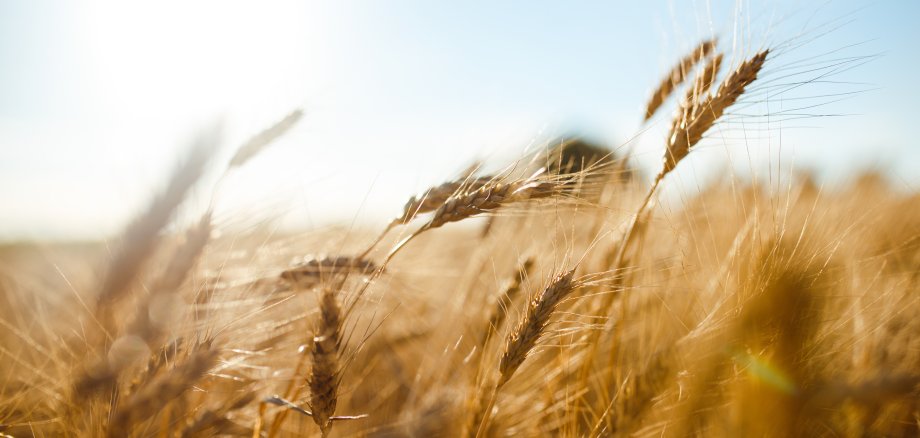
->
[591,50,769,336]
[580,53,768,413]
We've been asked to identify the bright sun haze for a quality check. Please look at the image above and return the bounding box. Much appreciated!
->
[0,0,918,241]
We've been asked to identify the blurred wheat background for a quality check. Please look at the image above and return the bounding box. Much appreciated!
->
[1,1,919,437]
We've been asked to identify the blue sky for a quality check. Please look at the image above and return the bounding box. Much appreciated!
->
[1,0,918,241]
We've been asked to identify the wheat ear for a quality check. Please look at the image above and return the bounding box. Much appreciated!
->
[426,178,557,231]
[661,50,768,176]
[227,109,303,169]
[676,53,724,124]
[480,258,535,348]
[108,347,218,437]
[475,269,578,438]
[379,173,560,268]
[309,288,342,436]
[498,269,577,386]
[280,256,377,286]
[644,38,717,120]
[399,176,495,224]
[358,175,493,259]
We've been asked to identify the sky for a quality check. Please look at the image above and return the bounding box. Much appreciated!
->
[0,0,918,241]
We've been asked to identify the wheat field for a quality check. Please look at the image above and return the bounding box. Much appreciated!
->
[1,34,918,438]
